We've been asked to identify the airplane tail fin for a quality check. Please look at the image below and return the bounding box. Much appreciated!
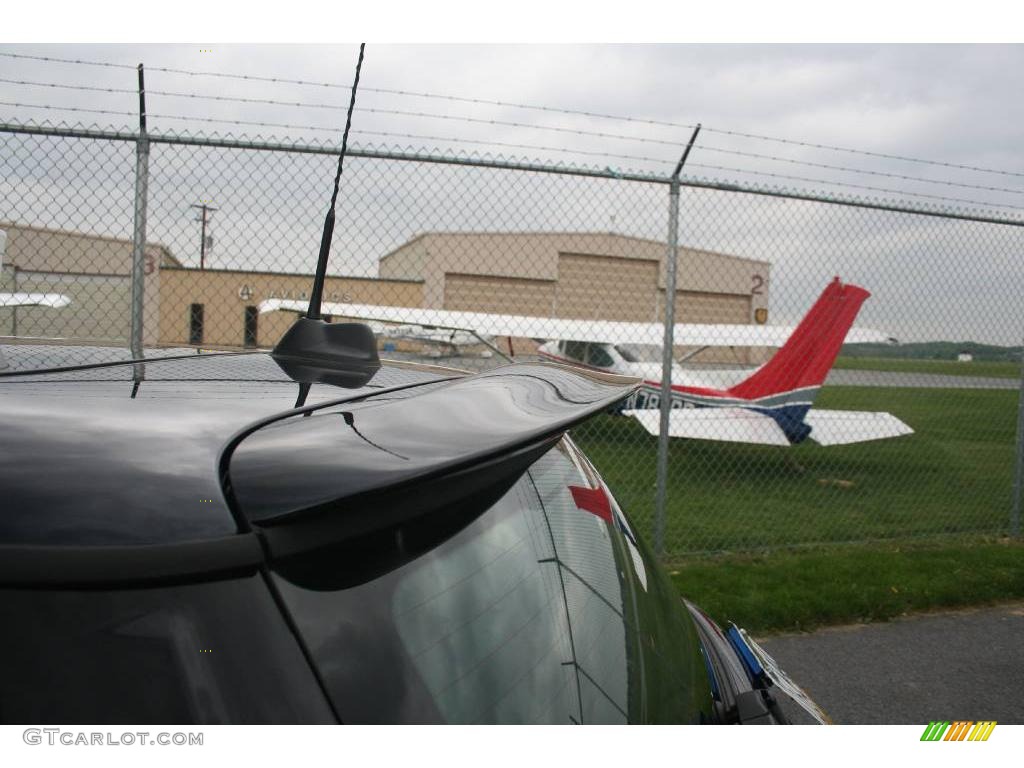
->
[727,277,870,403]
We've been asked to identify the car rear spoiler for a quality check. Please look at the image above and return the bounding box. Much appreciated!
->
[227,362,639,560]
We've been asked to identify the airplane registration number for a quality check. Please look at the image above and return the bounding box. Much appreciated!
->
[624,387,696,411]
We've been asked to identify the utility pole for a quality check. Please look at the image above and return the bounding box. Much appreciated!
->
[190,203,218,270]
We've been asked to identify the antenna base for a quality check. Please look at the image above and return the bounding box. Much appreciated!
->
[271,318,380,388]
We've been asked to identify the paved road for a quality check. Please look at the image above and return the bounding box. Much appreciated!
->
[758,602,1024,724]
[388,355,1019,391]
[390,355,1020,390]
[826,368,1017,390]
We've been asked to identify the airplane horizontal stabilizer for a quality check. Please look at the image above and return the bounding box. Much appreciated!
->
[802,409,914,446]
[624,408,793,446]
[624,407,913,447]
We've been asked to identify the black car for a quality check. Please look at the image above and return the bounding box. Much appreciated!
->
[0,335,802,725]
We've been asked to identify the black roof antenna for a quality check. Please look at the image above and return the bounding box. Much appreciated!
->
[272,44,380,390]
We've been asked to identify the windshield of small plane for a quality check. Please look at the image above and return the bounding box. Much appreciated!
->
[615,344,664,363]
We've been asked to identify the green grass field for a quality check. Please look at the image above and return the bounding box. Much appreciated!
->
[573,385,1018,559]
[834,356,1020,379]
[573,378,1022,630]
[668,538,1024,633]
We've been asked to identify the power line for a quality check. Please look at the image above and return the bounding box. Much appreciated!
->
[1,105,1018,211]
[3,49,1021,181]
[147,64,696,133]
[9,73,1023,197]
[0,100,135,118]
[151,61,1024,180]
[2,51,682,134]
[124,61,1024,185]
[148,88,348,110]
[702,125,1024,180]
[0,76,135,95]
[0,51,135,70]
[138,112,677,167]
[141,90,693,149]
[128,112,1024,206]
[355,105,685,148]
[698,144,1024,197]
[685,161,1024,212]
[161,113,679,169]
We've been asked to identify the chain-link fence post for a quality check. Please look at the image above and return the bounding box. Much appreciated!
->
[129,64,150,360]
[654,125,701,558]
[1013,343,1024,537]
[653,175,679,557]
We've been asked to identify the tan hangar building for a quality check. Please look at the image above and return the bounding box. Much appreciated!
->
[3,224,771,360]
[379,231,770,324]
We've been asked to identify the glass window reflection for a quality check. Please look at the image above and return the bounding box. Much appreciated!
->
[273,440,635,723]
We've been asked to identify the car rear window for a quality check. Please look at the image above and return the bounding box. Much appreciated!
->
[271,439,705,724]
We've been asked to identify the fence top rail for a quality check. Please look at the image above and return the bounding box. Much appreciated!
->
[3,120,1023,228]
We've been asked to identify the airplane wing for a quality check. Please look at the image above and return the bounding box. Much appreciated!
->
[0,292,71,309]
[623,407,913,446]
[258,299,894,347]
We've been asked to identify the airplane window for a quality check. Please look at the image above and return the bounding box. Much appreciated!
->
[615,344,663,363]
[585,345,615,369]
[563,341,587,361]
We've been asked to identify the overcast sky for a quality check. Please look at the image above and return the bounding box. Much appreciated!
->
[1,43,1022,343]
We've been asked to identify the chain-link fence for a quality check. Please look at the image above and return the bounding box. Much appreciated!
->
[2,119,1023,561]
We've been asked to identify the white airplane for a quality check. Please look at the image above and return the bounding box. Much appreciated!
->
[0,293,71,309]
[259,277,913,447]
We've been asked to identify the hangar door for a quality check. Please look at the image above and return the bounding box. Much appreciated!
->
[555,254,659,322]
[665,290,752,324]
[443,273,554,316]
